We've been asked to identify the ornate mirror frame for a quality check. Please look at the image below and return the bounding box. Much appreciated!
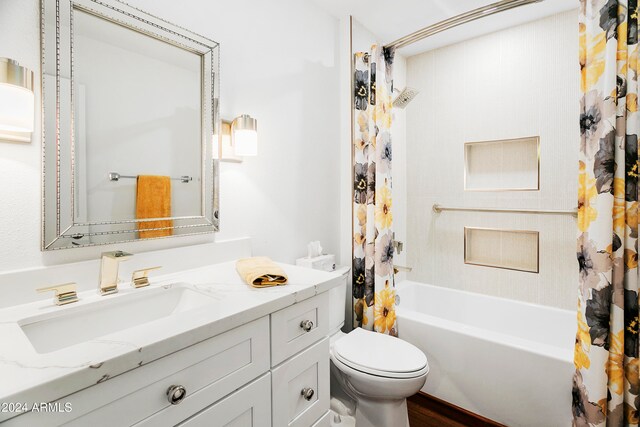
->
[41,0,220,250]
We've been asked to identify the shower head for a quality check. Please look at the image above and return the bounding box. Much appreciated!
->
[392,87,419,109]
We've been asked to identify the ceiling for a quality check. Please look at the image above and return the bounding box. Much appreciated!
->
[310,0,577,56]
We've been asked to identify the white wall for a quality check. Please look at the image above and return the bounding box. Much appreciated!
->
[391,56,408,282]
[0,0,342,273]
[404,10,579,309]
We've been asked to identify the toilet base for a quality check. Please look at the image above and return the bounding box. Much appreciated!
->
[329,329,428,427]
[354,397,410,427]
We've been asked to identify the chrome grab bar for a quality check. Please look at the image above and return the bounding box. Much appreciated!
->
[432,204,578,217]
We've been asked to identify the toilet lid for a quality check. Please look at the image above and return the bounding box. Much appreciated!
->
[333,328,428,378]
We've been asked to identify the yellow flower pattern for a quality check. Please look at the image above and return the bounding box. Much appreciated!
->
[374,82,392,130]
[606,330,625,396]
[375,185,393,230]
[352,45,397,336]
[374,283,397,335]
[578,161,598,232]
[574,1,640,426]
[575,308,591,370]
[580,26,607,93]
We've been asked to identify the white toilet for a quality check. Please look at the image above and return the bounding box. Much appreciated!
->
[328,274,429,427]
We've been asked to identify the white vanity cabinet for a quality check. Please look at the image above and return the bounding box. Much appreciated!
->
[270,293,329,365]
[5,292,332,427]
[175,373,272,427]
[272,338,329,427]
[270,293,330,427]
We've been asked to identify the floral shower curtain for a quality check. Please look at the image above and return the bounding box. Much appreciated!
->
[573,0,640,425]
[352,45,397,335]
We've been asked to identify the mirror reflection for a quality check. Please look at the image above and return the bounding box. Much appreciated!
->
[42,0,219,249]
[74,9,202,224]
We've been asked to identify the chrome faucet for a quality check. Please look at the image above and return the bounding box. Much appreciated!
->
[99,250,133,295]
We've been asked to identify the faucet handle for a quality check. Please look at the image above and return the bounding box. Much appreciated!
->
[131,266,162,288]
[37,283,79,306]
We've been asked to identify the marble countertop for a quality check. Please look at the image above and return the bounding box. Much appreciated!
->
[0,261,345,420]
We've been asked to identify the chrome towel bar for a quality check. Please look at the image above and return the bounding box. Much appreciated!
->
[108,172,192,183]
[432,203,578,217]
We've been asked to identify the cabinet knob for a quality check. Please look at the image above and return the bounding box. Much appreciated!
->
[166,385,187,405]
[300,320,314,332]
[301,387,315,401]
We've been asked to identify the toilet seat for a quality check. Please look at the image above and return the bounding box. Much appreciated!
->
[332,328,428,379]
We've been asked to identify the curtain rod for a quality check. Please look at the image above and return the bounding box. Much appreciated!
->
[383,0,543,50]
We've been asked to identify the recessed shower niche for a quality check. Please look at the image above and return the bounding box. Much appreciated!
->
[464,136,540,191]
[464,227,539,273]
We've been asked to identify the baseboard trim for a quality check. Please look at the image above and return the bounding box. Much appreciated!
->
[407,392,506,427]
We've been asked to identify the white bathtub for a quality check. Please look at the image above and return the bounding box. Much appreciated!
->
[396,280,575,427]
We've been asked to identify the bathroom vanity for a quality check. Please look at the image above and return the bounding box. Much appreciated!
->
[0,261,343,426]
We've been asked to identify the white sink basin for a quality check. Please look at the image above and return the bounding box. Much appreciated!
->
[19,285,216,354]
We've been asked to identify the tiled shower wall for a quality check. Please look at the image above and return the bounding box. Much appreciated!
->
[405,10,579,310]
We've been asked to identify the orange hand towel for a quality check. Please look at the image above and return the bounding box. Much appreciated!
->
[136,175,173,238]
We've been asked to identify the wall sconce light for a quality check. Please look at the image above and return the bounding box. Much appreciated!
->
[217,114,258,162]
[232,114,257,156]
[216,120,241,162]
[0,58,34,141]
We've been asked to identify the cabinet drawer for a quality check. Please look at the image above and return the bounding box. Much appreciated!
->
[175,373,271,427]
[272,338,329,427]
[270,293,329,366]
[6,317,270,427]
[311,411,331,427]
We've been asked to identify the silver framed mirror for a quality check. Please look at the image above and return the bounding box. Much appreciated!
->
[41,0,219,250]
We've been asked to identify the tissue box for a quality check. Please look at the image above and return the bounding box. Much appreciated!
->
[296,254,336,272]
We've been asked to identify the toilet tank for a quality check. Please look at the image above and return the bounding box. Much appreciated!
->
[329,267,350,334]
